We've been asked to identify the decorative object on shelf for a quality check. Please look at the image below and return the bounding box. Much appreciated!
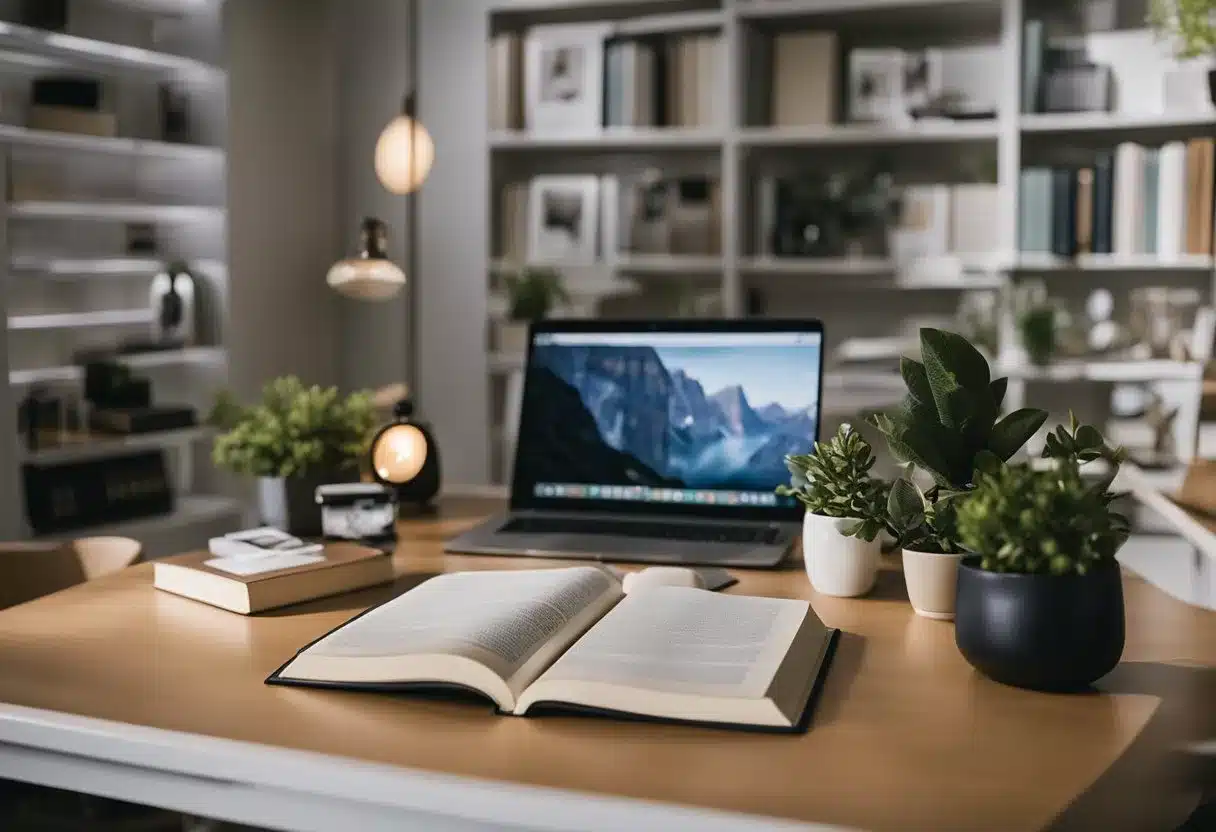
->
[496,266,567,355]
[125,223,158,256]
[149,260,196,347]
[90,405,197,436]
[327,217,406,301]
[1139,391,1181,469]
[22,450,175,535]
[955,291,1000,358]
[955,414,1129,691]
[1042,60,1113,114]
[772,170,901,258]
[83,361,151,410]
[523,22,610,135]
[19,0,67,32]
[210,378,377,536]
[28,76,115,137]
[17,386,62,451]
[847,48,908,124]
[369,397,441,511]
[889,185,949,265]
[1018,302,1058,367]
[777,424,887,598]
[1150,0,1216,106]
[870,329,1048,620]
[316,483,398,546]
[527,175,600,263]
[159,83,191,143]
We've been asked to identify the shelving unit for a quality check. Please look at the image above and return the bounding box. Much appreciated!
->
[482,0,1216,483]
[0,0,238,550]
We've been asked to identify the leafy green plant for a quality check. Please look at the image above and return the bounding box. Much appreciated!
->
[869,329,1049,553]
[957,415,1131,575]
[504,267,569,322]
[777,424,888,541]
[1149,0,1216,59]
[1018,304,1058,367]
[210,377,378,479]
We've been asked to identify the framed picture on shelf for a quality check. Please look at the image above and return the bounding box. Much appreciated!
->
[527,175,600,264]
[524,23,610,135]
[847,48,906,124]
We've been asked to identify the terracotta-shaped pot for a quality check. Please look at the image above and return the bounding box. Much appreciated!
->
[901,547,962,620]
[802,511,881,597]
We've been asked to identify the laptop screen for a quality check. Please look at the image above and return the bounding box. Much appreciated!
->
[512,322,824,520]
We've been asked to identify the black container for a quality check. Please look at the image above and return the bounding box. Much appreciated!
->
[1209,69,1216,109]
[258,470,359,538]
[955,556,1124,692]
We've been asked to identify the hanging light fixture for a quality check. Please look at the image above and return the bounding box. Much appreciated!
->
[375,93,434,195]
[326,217,406,300]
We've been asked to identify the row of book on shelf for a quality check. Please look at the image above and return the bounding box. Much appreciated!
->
[488,25,997,133]
[1020,139,1216,259]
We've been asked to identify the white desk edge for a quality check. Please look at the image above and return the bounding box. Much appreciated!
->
[0,703,850,832]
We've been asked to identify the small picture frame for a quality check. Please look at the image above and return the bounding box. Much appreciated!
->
[848,48,906,124]
[527,175,600,263]
[524,23,610,135]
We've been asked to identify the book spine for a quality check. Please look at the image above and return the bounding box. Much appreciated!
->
[1051,167,1078,257]
[1021,20,1044,113]
[1157,142,1187,260]
[1142,147,1159,255]
[662,37,678,127]
[1091,152,1114,255]
[599,175,619,261]
[757,176,775,257]
[604,41,620,127]
[1201,139,1215,255]
[1075,167,1094,255]
[1018,168,1052,253]
[1113,143,1143,256]
[1186,139,1203,254]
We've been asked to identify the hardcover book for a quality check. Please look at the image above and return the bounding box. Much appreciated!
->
[269,566,838,733]
[154,543,393,615]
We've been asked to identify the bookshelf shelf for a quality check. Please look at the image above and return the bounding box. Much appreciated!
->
[33,495,241,543]
[11,257,166,278]
[1020,111,1216,144]
[739,120,999,149]
[612,9,724,35]
[17,425,215,465]
[9,347,228,388]
[996,359,1204,384]
[7,201,225,224]
[0,124,223,162]
[492,255,723,276]
[490,128,723,151]
[1012,253,1216,274]
[0,20,223,82]
[8,309,156,331]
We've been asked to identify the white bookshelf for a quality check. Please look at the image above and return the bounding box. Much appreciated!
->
[482,0,1216,482]
[0,0,237,548]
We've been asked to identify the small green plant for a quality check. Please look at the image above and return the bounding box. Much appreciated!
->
[504,267,569,322]
[869,328,1049,553]
[777,424,888,541]
[210,377,378,479]
[957,415,1131,576]
[1149,0,1216,59]
[1018,304,1058,367]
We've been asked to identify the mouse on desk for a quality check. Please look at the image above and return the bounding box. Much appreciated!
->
[622,566,707,595]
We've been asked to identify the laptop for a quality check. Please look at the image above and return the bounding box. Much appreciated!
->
[445,319,825,568]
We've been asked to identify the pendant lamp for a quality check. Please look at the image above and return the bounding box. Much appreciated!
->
[326,217,406,301]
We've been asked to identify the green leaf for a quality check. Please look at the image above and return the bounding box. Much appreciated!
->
[972,449,1003,478]
[990,377,1008,409]
[900,357,935,406]
[988,408,1049,461]
[921,327,991,394]
[1075,424,1104,451]
[888,477,926,527]
[886,427,954,487]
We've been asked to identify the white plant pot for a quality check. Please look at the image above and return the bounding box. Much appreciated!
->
[902,547,962,620]
[801,511,882,597]
[496,321,530,356]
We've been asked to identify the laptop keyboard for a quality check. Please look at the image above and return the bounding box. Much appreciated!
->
[498,516,781,545]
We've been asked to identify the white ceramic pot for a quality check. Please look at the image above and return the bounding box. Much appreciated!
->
[496,321,530,356]
[902,547,962,620]
[801,511,882,597]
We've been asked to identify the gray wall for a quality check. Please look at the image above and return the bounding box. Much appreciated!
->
[417,0,491,485]
[225,0,341,398]
[335,0,413,395]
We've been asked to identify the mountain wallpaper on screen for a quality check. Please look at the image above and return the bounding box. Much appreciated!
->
[516,343,819,491]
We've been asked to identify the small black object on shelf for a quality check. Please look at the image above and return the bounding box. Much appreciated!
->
[20,0,68,32]
[23,451,174,535]
[17,386,62,451]
[369,398,441,512]
[954,557,1125,692]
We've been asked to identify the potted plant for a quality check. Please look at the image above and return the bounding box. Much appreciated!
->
[1150,0,1216,106]
[1017,302,1058,368]
[497,267,568,356]
[871,329,1048,619]
[954,414,1130,691]
[778,424,888,597]
[211,377,377,536]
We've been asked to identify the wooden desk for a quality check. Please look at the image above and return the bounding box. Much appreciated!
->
[0,499,1213,832]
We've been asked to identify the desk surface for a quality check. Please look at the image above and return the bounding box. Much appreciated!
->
[0,499,1214,832]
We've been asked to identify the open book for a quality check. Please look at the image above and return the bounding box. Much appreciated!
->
[268,567,838,732]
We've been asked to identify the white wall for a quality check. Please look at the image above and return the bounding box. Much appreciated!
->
[225,0,342,398]
[416,0,491,485]
[334,0,413,396]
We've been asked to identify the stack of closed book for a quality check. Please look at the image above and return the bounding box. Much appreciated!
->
[1019,139,1215,259]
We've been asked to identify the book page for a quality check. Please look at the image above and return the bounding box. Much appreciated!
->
[530,587,809,700]
[302,566,620,685]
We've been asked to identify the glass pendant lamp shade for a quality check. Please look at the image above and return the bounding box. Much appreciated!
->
[375,114,434,195]
[372,422,429,483]
[327,217,406,301]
